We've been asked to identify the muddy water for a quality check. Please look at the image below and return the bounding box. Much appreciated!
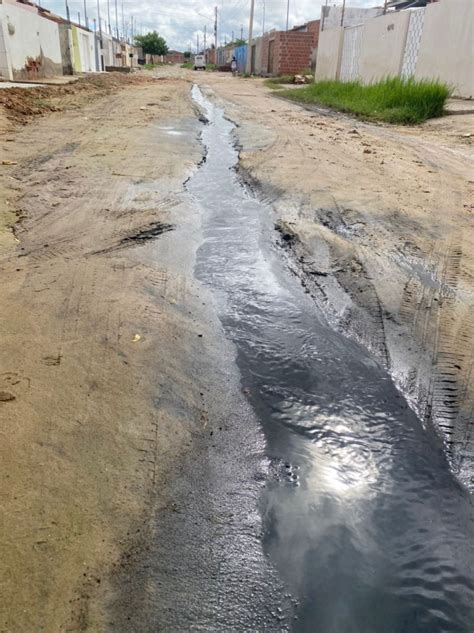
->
[188,86,474,632]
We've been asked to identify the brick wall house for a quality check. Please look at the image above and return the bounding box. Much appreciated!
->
[164,51,185,64]
[251,20,320,76]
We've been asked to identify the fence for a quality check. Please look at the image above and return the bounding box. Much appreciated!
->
[315,0,473,98]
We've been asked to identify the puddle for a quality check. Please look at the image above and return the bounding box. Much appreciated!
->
[188,85,474,632]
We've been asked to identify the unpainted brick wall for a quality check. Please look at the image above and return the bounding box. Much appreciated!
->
[276,32,314,75]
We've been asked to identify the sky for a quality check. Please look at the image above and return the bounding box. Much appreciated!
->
[40,0,372,52]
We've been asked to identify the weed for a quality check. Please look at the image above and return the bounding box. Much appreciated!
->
[278,77,451,124]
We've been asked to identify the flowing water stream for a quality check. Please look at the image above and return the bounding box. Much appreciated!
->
[188,85,474,633]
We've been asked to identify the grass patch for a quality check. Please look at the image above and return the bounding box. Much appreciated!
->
[278,77,451,124]
[180,61,194,69]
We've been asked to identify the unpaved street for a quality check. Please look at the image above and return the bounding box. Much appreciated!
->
[202,72,474,489]
[1,69,473,632]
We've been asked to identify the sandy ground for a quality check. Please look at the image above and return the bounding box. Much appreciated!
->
[1,68,473,629]
[0,73,211,631]
[197,72,474,490]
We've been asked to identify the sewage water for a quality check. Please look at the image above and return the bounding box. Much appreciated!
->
[189,86,474,633]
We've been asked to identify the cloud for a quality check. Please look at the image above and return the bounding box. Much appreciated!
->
[41,0,373,51]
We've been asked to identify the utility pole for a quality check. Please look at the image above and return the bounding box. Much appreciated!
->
[197,34,199,54]
[107,0,111,34]
[121,1,124,39]
[93,17,98,66]
[321,0,328,31]
[83,0,89,29]
[341,0,346,27]
[65,0,71,22]
[114,0,119,40]
[286,0,290,31]
[245,0,254,73]
[96,0,103,69]
[262,1,265,35]
[214,6,218,50]
[78,11,81,25]
[240,24,243,40]
[204,24,207,53]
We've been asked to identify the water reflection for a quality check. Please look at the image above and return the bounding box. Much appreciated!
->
[190,85,474,633]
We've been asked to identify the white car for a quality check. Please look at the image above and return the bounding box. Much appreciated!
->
[194,54,206,70]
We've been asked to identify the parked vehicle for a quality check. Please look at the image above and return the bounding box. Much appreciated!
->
[194,54,206,70]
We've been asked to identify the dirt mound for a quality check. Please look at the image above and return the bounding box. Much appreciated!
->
[0,72,152,124]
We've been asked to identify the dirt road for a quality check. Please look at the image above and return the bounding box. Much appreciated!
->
[0,69,473,631]
[0,74,213,630]
[200,72,474,489]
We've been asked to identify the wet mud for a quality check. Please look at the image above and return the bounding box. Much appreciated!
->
[189,85,474,632]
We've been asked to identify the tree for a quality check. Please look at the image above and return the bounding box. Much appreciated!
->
[134,31,168,56]
[184,51,191,59]
[234,39,246,47]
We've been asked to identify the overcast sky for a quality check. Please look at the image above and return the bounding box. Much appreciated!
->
[41,0,371,52]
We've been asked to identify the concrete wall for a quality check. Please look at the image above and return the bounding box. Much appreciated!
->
[0,1,63,79]
[58,23,73,75]
[315,27,343,80]
[322,6,384,30]
[415,0,473,98]
[358,11,410,82]
[101,33,115,68]
[249,36,263,74]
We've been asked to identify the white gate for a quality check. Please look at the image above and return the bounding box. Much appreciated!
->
[401,8,426,79]
[339,24,363,82]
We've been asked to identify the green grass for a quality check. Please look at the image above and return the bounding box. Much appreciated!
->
[143,63,166,70]
[180,61,194,69]
[278,77,451,124]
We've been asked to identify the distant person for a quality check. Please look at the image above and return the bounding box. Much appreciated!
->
[231,57,238,76]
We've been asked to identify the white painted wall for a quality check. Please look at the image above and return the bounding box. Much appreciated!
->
[415,0,473,98]
[101,33,115,68]
[322,6,384,30]
[358,11,410,83]
[0,1,62,79]
[315,27,344,81]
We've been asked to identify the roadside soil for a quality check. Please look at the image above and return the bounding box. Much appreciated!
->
[0,72,211,631]
[196,71,474,489]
